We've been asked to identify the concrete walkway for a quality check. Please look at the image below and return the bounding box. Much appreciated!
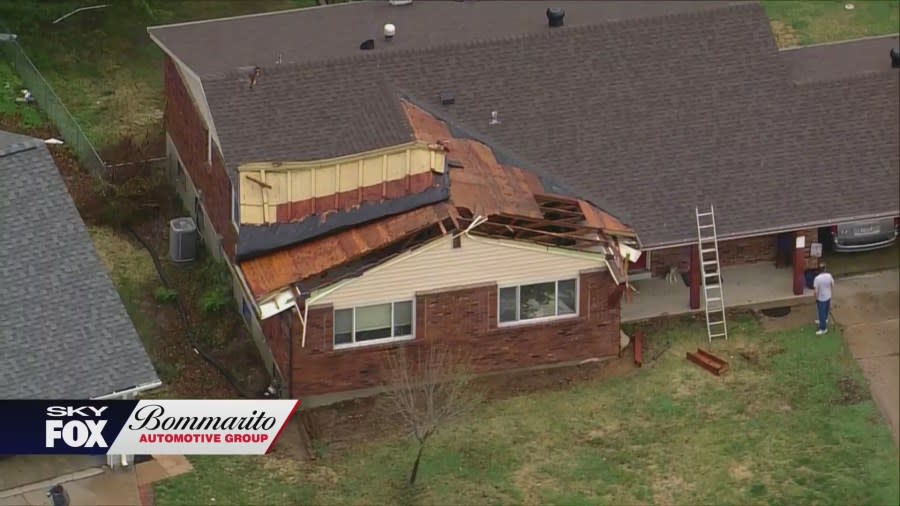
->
[0,469,141,506]
[831,269,900,447]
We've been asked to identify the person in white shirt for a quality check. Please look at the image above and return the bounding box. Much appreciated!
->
[813,265,835,335]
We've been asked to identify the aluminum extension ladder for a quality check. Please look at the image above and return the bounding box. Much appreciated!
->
[695,205,728,342]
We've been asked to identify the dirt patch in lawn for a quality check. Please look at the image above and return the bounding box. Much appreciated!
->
[770,20,800,48]
[837,376,866,405]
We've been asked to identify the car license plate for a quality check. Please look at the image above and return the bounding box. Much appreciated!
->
[854,225,879,236]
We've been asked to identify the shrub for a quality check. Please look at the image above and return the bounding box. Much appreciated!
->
[200,286,230,314]
[153,286,177,304]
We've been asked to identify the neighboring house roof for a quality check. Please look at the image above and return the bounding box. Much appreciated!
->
[151,1,900,249]
[0,133,160,399]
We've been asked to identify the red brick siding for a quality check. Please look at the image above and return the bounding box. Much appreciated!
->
[649,229,818,277]
[260,312,292,381]
[164,56,237,259]
[284,270,620,397]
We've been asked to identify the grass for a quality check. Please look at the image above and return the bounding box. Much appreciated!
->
[0,0,317,150]
[154,315,900,506]
[0,59,48,130]
[762,0,900,47]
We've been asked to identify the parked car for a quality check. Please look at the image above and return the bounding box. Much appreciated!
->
[820,217,899,252]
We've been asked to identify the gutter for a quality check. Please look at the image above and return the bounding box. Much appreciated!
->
[643,212,900,251]
[92,379,163,400]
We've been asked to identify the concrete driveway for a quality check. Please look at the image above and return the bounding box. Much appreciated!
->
[831,269,900,447]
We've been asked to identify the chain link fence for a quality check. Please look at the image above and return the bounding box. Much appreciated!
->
[0,34,108,178]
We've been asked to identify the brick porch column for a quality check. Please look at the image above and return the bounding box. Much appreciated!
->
[793,232,805,295]
[690,244,701,309]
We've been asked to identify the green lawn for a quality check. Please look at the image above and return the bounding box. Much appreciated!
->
[155,315,900,506]
[762,0,900,47]
[0,58,48,131]
[0,0,317,150]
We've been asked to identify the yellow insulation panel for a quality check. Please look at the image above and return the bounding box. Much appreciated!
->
[238,143,446,225]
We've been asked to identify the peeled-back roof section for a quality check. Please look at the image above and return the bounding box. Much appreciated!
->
[205,71,412,170]
[240,103,635,300]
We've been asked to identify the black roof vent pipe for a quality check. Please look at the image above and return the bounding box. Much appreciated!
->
[547,8,565,28]
[891,48,900,68]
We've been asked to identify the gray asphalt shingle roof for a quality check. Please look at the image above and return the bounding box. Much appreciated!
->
[153,1,900,248]
[0,134,160,399]
[149,0,739,78]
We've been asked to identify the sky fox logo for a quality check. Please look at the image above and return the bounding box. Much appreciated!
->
[45,406,109,448]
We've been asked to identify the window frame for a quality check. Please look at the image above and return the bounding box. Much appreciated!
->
[497,277,580,327]
[333,299,415,350]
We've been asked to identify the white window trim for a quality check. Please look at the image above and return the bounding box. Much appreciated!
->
[497,277,580,328]
[333,299,415,350]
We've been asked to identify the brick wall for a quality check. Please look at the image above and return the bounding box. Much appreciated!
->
[275,269,620,397]
[649,228,818,277]
[164,56,237,260]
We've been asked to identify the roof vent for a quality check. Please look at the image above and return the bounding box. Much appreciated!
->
[440,91,455,105]
[389,0,412,6]
[490,110,500,125]
[384,23,396,39]
[891,48,900,68]
[547,7,565,27]
[360,39,375,50]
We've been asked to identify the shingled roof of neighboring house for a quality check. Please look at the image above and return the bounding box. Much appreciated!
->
[151,1,900,248]
[0,133,160,399]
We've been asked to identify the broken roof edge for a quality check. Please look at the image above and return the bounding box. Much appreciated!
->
[398,94,639,238]
[236,181,450,261]
[193,1,759,82]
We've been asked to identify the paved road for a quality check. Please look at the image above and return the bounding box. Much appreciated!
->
[832,269,900,447]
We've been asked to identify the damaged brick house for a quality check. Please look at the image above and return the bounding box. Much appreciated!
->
[148,1,899,400]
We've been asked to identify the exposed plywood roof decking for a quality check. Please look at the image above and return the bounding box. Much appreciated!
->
[240,203,454,299]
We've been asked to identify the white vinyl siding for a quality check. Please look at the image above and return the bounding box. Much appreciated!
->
[313,235,605,308]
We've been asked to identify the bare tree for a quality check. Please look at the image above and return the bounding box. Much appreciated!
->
[382,344,479,487]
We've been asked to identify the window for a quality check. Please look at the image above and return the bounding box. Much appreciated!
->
[499,278,578,324]
[334,301,414,348]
